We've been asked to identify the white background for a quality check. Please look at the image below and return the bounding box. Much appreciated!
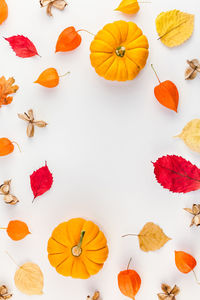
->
[0,0,200,299]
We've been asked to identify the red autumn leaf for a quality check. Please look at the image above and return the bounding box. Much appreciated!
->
[4,35,39,58]
[153,155,200,193]
[55,26,82,52]
[30,162,53,202]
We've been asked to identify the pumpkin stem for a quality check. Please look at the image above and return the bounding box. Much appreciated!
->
[77,29,95,36]
[193,270,200,285]
[12,141,21,153]
[115,46,126,58]
[71,230,85,257]
[151,64,161,84]
[127,258,132,270]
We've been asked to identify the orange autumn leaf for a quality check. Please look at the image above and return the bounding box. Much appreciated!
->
[0,0,8,25]
[118,259,141,299]
[55,26,82,52]
[175,251,197,274]
[34,68,70,88]
[0,76,19,107]
[151,64,179,112]
[35,68,59,88]
[6,220,30,241]
[0,138,14,156]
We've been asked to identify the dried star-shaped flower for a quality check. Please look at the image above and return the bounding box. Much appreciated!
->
[40,0,67,16]
[184,204,200,227]
[0,285,12,299]
[18,109,47,138]
[0,180,19,205]
[87,291,100,300]
[185,59,200,80]
[158,284,180,300]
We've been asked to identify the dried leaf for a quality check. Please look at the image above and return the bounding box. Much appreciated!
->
[5,35,39,58]
[14,262,44,295]
[0,76,19,107]
[30,162,53,202]
[138,222,170,252]
[115,0,140,14]
[40,0,67,16]
[0,285,12,299]
[156,10,194,47]
[185,59,200,80]
[176,119,200,153]
[18,109,47,137]
[7,220,30,241]
[153,155,200,193]
[158,284,180,300]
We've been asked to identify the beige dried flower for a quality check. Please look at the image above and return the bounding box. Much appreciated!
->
[184,204,200,226]
[40,0,67,16]
[0,180,19,205]
[185,59,200,80]
[158,284,180,300]
[87,291,100,300]
[18,109,47,138]
[0,285,12,299]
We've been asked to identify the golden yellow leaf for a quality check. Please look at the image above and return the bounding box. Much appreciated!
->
[138,222,171,252]
[14,262,44,295]
[115,0,140,14]
[156,10,194,47]
[176,119,200,153]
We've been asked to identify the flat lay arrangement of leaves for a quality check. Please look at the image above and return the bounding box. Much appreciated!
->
[0,0,199,299]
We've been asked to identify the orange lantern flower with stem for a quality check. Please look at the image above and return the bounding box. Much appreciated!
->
[175,251,200,284]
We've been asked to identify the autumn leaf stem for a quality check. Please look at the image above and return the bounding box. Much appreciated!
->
[121,233,144,238]
[5,251,19,267]
[77,29,95,36]
[59,71,70,78]
[12,141,21,153]
[151,64,161,83]
[193,270,200,285]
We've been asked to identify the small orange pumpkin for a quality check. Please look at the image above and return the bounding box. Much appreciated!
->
[47,218,109,279]
[90,20,149,81]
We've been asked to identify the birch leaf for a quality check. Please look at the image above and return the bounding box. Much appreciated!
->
[176,119,200,153]
[138,222,171,252]
[156,10,194,47]
[14,262,44,295]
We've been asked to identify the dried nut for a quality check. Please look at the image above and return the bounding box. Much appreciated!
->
[0,285,12,299]
[184,204,200,226]
[158,284,180,300]
[185,59,200,80]
[40,0,67,17]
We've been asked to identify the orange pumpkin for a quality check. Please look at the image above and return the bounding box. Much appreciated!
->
[90,20,149,81]
[47,218,109,279]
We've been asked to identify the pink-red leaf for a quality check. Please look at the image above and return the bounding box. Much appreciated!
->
[30,162,53,202]
[153,155,200,193]
[4,35,39,58]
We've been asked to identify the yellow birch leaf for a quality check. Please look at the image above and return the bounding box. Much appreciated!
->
[138,222,171,252]
[176,119,200,153]
[14,262,44,295]
[115,0,140,14]
[156,10,194,47]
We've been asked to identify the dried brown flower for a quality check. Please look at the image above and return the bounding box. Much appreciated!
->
[184,204,200,226]
[18,109,47,138]
[40,0,67,17]
[0,285,12,299]
[185,59,200,80]
[87,291,100,300]
[0,180,19,205]
[158,284,180,300]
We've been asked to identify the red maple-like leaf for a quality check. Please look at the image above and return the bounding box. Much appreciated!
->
[153,155,200,193]
[30,162,53,202]
[5,35,39,58]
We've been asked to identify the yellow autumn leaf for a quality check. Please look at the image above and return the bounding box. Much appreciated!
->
[176,119,200,153]
[156,10,194,47]
[14,262,44,295]
[115,0,140,14]
[138,222,171,252]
